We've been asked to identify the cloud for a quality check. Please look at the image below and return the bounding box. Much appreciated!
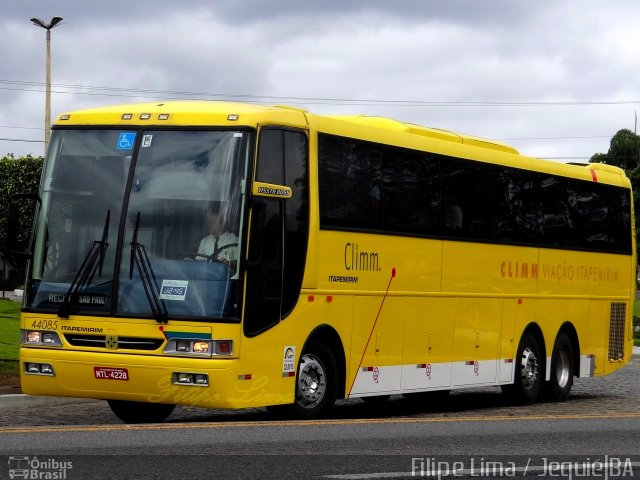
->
[2,0,639,160]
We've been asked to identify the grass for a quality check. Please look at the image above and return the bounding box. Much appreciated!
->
[0,299,20,361]
[0,299,20,386]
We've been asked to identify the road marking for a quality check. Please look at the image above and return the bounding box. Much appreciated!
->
[1,411,640,435]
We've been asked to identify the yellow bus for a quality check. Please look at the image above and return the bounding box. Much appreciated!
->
[10,101,635,423]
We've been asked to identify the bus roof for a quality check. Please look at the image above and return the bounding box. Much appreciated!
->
[54,101,310,129]
[55,101,516,153]
[322,114,520,155]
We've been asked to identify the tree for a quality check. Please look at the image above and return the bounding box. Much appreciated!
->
[0,154,44,275]
[590,129,640,171]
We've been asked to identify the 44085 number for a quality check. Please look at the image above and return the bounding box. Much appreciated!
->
[31,319,58,330]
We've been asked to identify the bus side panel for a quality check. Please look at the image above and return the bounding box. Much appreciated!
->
[348,296,404,396]
[451,297,501,386]
[401,298,454,392]
[537,249,631,299]
[441,242,539,296]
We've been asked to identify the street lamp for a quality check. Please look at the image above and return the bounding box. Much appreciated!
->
[30,16,63,153]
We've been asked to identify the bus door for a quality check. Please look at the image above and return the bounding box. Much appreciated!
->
[244,127,309,337]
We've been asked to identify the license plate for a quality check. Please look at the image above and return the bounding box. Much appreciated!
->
[94,367,129,381]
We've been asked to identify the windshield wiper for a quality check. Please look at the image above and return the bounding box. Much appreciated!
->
[58,210,110,319]
[129,212,168,323]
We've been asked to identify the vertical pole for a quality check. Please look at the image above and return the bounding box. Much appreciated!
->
[44,29,52,152]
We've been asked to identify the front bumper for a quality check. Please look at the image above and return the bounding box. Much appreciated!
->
[19,347,279,409]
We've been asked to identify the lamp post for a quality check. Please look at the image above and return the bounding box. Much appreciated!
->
[30,16,63,153]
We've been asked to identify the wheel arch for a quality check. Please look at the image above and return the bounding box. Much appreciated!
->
[302,324,347,400]
[520,322,547,376]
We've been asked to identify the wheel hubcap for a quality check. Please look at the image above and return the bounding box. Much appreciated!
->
[520,346,539,389]
[296,354,326,409]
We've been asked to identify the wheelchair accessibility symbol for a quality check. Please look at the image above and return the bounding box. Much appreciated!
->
[117,132,136,150]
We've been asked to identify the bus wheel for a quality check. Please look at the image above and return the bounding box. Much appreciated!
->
[107,400,175,424]
[291,343,337,420]
[502,333,541,405]
[544,333,574,402]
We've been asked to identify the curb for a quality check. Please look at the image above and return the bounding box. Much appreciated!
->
[0,394,98,409]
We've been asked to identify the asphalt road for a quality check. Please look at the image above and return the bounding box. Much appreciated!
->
[0,357,639,479]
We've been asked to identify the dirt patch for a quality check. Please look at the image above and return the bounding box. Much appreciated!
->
[0,361,20,393]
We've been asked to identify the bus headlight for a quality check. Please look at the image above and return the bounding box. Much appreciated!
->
[26,331,41,343]
[192,341,210,354]
[163,339,233,357]
[21,330,62,347]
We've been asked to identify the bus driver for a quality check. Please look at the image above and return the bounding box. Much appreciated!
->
[196,205,238,269]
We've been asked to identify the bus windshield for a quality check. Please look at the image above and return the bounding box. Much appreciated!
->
[28,129,250,320]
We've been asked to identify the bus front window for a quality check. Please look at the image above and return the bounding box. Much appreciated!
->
[116,130,248,320]
[27,129,249,320]
[28,130,131,312]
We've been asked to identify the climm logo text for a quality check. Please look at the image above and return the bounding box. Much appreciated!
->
[500,261,538,279]
[344,243,381,272]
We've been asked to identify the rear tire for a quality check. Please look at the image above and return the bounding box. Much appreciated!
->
[502,332,542,405]
[107,400,175,424]
[544,333,574,402]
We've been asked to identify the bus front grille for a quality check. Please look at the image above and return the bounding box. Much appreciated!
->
[64,334,164,351]
[608,302,626,361]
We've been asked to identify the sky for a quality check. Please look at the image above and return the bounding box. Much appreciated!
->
[2,0,640,162]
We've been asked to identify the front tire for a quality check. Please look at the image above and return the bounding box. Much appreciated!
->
[290,343,337,420]
[107,400,175,424]
[502,333,542,405]
[544,333,574,402]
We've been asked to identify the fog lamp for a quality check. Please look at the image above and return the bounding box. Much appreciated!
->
[26,363,40,373]
[194,374,209,385]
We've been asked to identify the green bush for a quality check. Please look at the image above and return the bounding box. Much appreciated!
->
[0,154,43,280]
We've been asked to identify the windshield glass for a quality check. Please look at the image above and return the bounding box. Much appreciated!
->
[29,130,130,313]
[28,128,249,320]
[117,130,247,319]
